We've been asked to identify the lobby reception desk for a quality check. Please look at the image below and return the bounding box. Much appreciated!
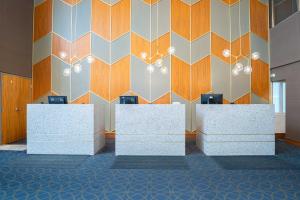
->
[196,105,275,156]
[115,104,185,156]
[27,104,105,155]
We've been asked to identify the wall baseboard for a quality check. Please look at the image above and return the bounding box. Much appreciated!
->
[275,133,286,140]
[285,138,300,148]
[105,131,197,140]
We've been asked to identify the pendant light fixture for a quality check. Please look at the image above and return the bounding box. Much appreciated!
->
[140,1,175,74]
[61,2,94,76]
[222,2,260,76]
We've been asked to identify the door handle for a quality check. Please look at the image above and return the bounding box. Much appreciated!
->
[15,108,21,112]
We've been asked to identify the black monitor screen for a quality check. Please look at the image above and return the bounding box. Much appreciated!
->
[120,96,138,104]
[201,94,223,104]
[48,96,68,104]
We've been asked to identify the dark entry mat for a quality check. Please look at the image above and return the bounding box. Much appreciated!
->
[212,156,300,170]
[111,156,189,170]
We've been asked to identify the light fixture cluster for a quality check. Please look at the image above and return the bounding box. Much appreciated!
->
[59,51,95,77]
[222,49,261,76]
[140,46,175,74]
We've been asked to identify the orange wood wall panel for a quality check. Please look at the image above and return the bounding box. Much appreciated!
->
[151,33,170,62]
[131,32,150,63]
[250,0,269,41]
[33,56,51,101]
[17,78,32,140]
[72,33,91,62]
[171,56,190,100]
[92,0,111,41]
[223,99,230,104]
[110,56,130,101]
[2,74,32,144]
[52,33,71,63]
[152,93,171,104]
[211,33,230,64]
[111,0,130,41]
[234,93,251,104]
[191,0,210,41]
[34,0,52,41]
[144,0,159,4]
[191,56,211,100]
[64,0,80,5]
[72,93,90,104]
[231,33,250,62]
[251,59,270,101]
[129,92,149,104]
[171,0,190,40]
[90,59,110,101]
[222,0,239,5]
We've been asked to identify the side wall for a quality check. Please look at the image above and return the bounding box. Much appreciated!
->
[32,0,270,132]
[271,12,300,141]
[0,0,33,77]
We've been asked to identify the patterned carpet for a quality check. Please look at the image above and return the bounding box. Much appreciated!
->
[0,140,300,200]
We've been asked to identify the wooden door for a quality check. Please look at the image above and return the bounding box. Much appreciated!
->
[1,74,32,144]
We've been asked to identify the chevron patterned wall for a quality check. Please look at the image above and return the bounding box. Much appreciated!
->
[32,0,270,132]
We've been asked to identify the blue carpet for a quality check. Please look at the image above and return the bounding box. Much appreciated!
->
[0,141,299,200]
[4,155,88,169]
[111,156,189,170]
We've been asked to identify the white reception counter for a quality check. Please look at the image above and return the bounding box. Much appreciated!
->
[115,104,185,156]
[27,104,105,155]
[196,105,275,156]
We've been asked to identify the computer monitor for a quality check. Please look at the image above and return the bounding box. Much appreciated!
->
[48,96,68,104]
[201,94,223,104]
[119,96,138,104]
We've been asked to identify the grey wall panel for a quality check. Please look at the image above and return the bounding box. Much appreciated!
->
[151,56,170,101]
[231,58,251,101]
[211,0,230,41]
[71,59,90,101]
[0,0,33,77]
[72,0,91,41]
[171,32,191,64]
[131,0,150,40]
[131,55,151,101]
[90,92,110,131]
[211,56,231,101]
[270,12,300,68]
[111,33,130,64]
[32,33,51,65]
[51,56,71,99]
[172,93,191,131]
[53,0,72,41]
[191,33,210,64]
[151,0,170,41]
[271,61,300,140]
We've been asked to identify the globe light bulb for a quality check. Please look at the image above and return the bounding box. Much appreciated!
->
[87,55,95,64]
[146,64,154,73]
[160,66,168,74]
[235,63,244,71]
[232,68,239,76]
[252,52,260,60]
[141,52,147,60]
[63,68,71,77]
[271,73,276,78]
[168,46,175,55]
[243,65,252,74]
[73,63,82,73]
[222,49,231,58]
[155,58,163,67]
[59,51,67,59]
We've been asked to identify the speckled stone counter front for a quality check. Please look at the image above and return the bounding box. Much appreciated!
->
[27,104,105,155]
[115,104,185,156]
[196,105,275,156]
